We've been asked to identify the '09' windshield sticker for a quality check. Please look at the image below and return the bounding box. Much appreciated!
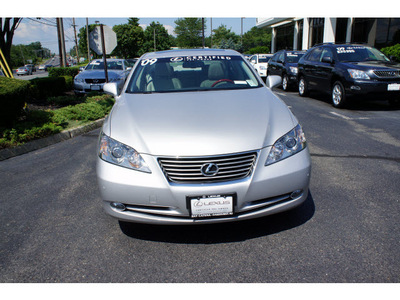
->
[141,58,158,66]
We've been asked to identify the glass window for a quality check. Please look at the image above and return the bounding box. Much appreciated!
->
[286,52,304,63]
[320,48,333,62]
[309,18,325,47]
[335,18,349,44]
[334,45,390,62]
[126,55,263,94]
[308,47,323,62]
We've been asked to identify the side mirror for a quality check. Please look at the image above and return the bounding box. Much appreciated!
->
[266,75,282,89]
[321,56,334,64]
[103,82,118,97]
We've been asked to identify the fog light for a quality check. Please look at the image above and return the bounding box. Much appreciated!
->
[110,202,126,211]
[290,190,303,199]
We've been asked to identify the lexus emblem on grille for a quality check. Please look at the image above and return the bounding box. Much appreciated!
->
[93,79,99,83]
[201,163,219,177]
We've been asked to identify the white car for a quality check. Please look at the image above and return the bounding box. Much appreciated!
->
[249,54,273,80]
[96,49,311,225]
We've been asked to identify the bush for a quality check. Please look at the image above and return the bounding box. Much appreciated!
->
[61,75,73,91]
[248,46,271,55]
[30,77,66,100]
[380,44,400,62]
[0,94,114,149]
[46,95,84,106]
[48,67,80,78]
[0,77,31,126]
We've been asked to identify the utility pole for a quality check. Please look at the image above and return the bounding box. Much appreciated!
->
[86,18,90,62]
[97,22,108,83]
[56,18,67,67]
[202,18,205,48]
[72,18,80,64]
[154,27,156,52]
[210,18,213,48]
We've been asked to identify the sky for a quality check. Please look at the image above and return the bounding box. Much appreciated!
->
[5,0,391,55]
[12,17,257,54]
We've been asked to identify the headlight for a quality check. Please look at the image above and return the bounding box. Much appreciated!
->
[289,66,298,74]
[74,77,84,83]
[98,132,151,173]
[348,69,370,80]
[265,124,307,166]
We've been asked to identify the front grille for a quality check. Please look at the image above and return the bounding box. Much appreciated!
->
[373,70,400,78]
[158,151,258,184]
[85,78,106,84]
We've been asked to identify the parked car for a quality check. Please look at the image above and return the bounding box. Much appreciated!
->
[96,49,311,225]
[73,59,132,95]
[267,50,306,91]
[25,64,36,72]
[126,58,139,66]
[249,54,273,81]
[38,64,52,71]
[297,43,400,108]
[16,66,32,76]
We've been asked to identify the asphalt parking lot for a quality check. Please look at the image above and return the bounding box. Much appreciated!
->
[0,88,399,286]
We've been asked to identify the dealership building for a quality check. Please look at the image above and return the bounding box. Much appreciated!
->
[256,18,400,52]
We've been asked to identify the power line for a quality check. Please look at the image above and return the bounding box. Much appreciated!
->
[26,18,57,27]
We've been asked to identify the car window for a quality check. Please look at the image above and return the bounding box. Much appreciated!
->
[250,55,257,64]
[258,56,271,63]
[270,53,279,62]
[277,52,285,62]
[308,47,323,62]
[335,46,390,62]
[126,55,263,93]
[320,48,333,62]
[286,52,304,63]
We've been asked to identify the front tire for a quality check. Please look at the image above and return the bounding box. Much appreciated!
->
[298,76,309,97]
[332,81,347,108]
[282,74,289,91]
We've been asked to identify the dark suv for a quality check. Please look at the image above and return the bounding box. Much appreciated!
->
[267,50,305,91]
[297,43,400,108]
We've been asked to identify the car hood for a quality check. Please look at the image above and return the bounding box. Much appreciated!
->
[342,60,400,70]
[77,69,125,79]
[106,88,297,157]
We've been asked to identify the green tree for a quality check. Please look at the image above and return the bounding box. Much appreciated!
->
[0,18,22,65]
[242,26,271,54]
[212,25,240,48]
[112,18,144,58]
[78,24,98,59]
[141,22,172,55]
[174,18,204,48]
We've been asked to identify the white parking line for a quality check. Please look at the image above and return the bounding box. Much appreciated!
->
[330,111,370,120]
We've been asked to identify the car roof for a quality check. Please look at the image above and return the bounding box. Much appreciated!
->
[141,49,241,59]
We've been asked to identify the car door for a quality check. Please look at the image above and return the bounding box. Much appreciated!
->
[305,47,323,90]
[275,52,285,77]
[317,47,335,92]
[268,53,279,76]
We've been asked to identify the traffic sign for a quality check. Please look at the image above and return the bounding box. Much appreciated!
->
[89,25,117,55]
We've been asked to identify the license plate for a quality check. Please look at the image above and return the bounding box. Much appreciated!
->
[188,194,234,218]
[388,83,400,91]
[91,85,101,91]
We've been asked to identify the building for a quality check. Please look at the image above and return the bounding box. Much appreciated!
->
[256,18,400,53]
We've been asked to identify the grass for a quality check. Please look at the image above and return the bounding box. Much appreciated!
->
[0,94,114,149]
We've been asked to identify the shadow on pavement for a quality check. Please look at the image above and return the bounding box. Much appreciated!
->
[305,91,400,112]
[119,191,315,244]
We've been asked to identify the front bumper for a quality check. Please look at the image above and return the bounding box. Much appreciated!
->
[96,146,311,225]
[344,79,400,98]
[74,79,124,94]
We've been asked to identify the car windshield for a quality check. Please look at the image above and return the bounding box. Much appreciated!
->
[286,53,304,63]
[126,55,262,93]
[335,46,390,62]
[258,57,271,63]
[85,60,125,70]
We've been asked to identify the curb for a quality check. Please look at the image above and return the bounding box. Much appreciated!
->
[0,119,104,161]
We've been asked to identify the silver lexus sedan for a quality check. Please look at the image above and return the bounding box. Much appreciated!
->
[73,59,132,95]
[96,49,311,225]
